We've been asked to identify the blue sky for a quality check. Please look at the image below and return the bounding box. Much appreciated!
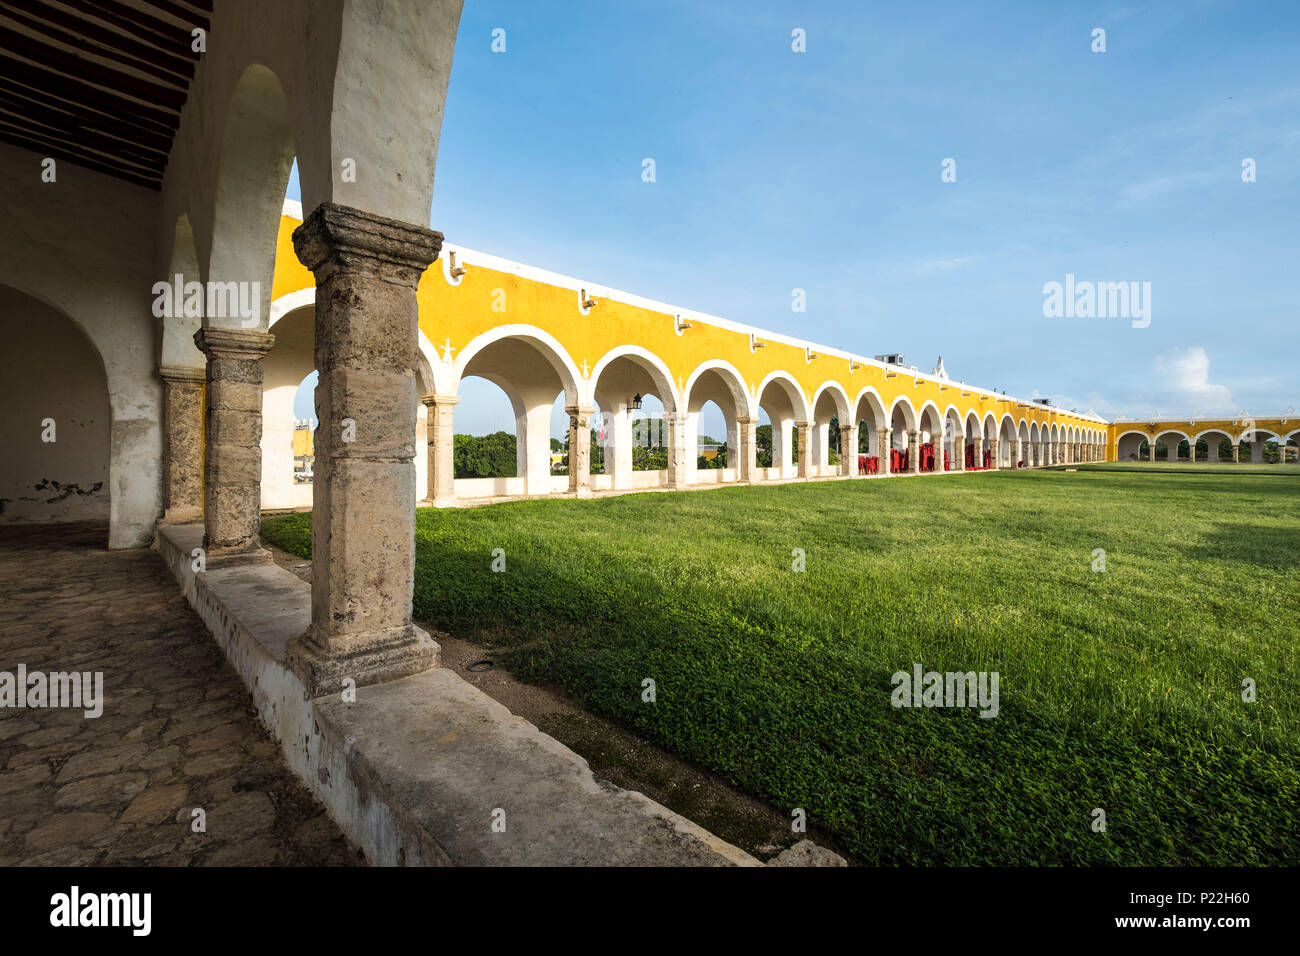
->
[291,0,1299,434]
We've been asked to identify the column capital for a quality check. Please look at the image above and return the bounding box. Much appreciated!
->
[421,393,460,408]
[159,363,206,385]
[193,326,274,360]
[735,416,758,426]
[292,202,442,286]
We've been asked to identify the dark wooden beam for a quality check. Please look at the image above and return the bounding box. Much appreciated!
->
[0,73,175,147]
[0,5,192,87]
[0,51,180,130]
[0,127,162,188]
[5,0,196,78]
[0,23,188,111]
[133,0,210,30]
[0,96,171,167]
[50,0,200,57]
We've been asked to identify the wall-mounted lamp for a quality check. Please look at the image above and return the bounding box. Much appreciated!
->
[448,251,466,279]
[674,314,692,335]
[750,333,765,351]
[631,393,643,410]
[581,288,598,310]
[849,360,861,372]
[805,347,817,363]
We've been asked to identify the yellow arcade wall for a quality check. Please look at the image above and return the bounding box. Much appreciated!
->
[271,214,1109,451]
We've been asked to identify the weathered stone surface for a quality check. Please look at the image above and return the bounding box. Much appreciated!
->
[766,839,848,867]
[0,522,361,866]
[120,783,189,825]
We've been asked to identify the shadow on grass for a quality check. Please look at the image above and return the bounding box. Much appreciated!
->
[1186,522,1300,570]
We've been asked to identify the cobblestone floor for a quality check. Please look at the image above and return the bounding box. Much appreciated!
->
[0,521,362,866]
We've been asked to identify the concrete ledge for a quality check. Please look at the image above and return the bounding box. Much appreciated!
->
[155,522,757,866]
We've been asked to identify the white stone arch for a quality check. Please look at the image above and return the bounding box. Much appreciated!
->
[589,344,679,490]
[853,385,889,456]
[453,324,581,404]
[684,359,750,484]
[998,413,1017,468]
[1029,421,1041,466]
[809,380,851,474]
[201,63,296,331]
[756,369,810,478]
[451,325,583,497]
[1114,429,1150,461]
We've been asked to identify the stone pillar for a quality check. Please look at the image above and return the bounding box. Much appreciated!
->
[567,404,594,495]
[1251,441,1264,463]
[422,394,458,505]
[954,432,965,471]
[193,327,275,564]
[908,430,921,473]
[667,413,689,488]
[285,202,440,697]
[1148,441,1156,463]
[841,424,858,477]
[160,364,206,522]
[988,438,999,470]
[736,416,758,483]
[877,427,891,474]
[795,421,811,478]
[1232,441,1239,463]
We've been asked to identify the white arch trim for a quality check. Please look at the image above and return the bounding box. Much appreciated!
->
[453,323,583,401]
[589,344,681,412]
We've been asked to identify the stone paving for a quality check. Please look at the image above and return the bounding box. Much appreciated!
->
[0,521,362,866]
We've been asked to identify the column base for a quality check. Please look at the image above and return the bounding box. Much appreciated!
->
[204,544,274,569]
[287,625,440,699]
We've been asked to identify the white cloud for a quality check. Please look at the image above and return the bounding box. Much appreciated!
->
[1152,346,1234,413]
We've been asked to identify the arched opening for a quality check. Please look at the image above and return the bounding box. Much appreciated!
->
[456,333,577,498]
[853,389,887,476]
[964,410,985,470]
[0,286,111,532]
[998,416,1016,468]
[1115,430,1149,461]
[757,374,806,479]
[685,365,747,485]
[1154,430,1191,463]
[590,351,676,491]
[890,397,918,474]
[810,385,849,478]
[1017,420,1031,468]
[1240,429,1283,464]
[917,402,944,473]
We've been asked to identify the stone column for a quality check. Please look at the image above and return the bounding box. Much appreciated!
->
[736,416,758,483]
[1232,441,1239,463]
[877,427,891,474]
[667,413,689,489]
[986,438,998,470]
[795,421,811,478]
[285,202,440,697]
[841,424,858,477]
[567,404,594,495]
[160,364,206,522]
[954,432,965,471]
[422,394,458,505]
[908,430,921,473]
[193,327,275,564]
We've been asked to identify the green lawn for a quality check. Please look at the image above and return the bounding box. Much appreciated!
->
[262,463,1300,865]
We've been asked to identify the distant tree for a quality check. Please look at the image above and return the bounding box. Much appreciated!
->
[454,432,517,478]
[756,424,773,468]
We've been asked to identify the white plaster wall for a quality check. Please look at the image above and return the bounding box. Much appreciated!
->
[0,144,163,547]
[0,294,111,524]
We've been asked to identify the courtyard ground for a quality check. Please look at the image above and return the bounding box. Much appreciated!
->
[266,463,1300,865]
[0,522,361,866]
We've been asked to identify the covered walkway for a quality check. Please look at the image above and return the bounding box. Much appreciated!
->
[0,523,358,866]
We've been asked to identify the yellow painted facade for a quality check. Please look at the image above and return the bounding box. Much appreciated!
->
[272,214,1113,456]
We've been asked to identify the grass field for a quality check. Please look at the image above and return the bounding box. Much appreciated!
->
[262,463,1300,865]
